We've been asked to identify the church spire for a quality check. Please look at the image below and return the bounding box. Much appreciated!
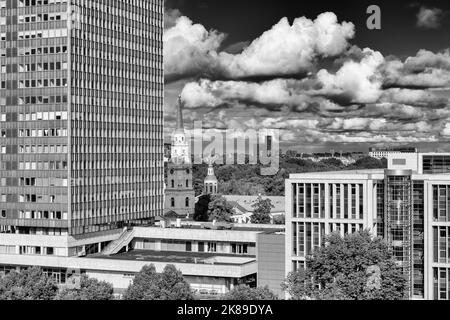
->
[176,95,184,130]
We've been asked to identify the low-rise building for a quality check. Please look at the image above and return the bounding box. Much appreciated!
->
[0,221,285,298]
[223,195,285,224]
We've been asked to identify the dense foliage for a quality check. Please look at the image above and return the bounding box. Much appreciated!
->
[0,267,59,300]
[251,195,274,224]
[56,275,114,300]
[207,194,234,223]
[194,194,211,222]
[282,231,407,300]
[193,156,386,196]
[123,264,194,300]
[223,285,279,300]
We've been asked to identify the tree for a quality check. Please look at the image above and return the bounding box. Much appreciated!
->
[194,194,211,222]
[223,285,278,300]
[56,275,114,300]
[158,265,194,300]
[251,195,274,224]
[207,194,234,223]
[349,156,385,170]
[123,264,194,300]
[319,158,344,168]
[282,231,407,300]
[0,267,58,300]
[273,214,285,225]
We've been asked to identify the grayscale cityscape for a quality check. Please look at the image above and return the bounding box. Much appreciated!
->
[1,0,450,306]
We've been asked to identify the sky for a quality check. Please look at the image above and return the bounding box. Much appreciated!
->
[163,0,450,153]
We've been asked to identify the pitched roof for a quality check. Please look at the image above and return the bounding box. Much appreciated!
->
[223,195,285,214]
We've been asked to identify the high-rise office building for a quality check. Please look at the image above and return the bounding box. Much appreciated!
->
[285,152,450,300]
[0,0,164,257]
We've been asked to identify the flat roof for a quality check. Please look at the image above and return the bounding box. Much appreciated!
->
[89,250,256,266]
[289,169,450,180]
[142,225,284,233]
[289,169,385,179]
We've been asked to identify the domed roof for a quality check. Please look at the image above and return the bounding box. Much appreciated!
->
[204,174,218,183]
[204,163,218,183]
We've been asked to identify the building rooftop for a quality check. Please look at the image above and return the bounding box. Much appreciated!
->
[223,195,285,214]
[289,168,450,180]
[289,168,385,179]
[148,221,284,233]
[90,250,256,266]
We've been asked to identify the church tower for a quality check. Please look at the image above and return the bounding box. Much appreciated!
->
[204,162,218,196]
[164,97,195,217]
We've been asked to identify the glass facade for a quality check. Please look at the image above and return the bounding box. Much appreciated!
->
[429,185,450,300]
[433,267,450,300]
[291,182,364,262]
[385,173,413,298]
[0,0,164,245]
[432,185,450,222]
[412,181,424,298]
[423,156,450,174]
[375,180,384,237]
[289,168,450,300]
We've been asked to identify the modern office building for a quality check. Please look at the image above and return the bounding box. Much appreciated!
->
[0,1,164,256]
[286,152,450,300]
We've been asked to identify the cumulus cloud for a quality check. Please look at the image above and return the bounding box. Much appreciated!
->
[215,13,355,78]
[164,9,450,148]
[315,49,384,104]
[383,50,450,88]
[164,15,226,82]
[416,7,445,29]
[164,12,354,81]
[404,49,450,71]
[442,122,450,136]
[181,78,312,109]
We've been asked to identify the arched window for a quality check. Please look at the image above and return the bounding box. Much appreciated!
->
[171,198,175,207]
[171,180,174,188]
[186,180,189,188]
[185,197,190,207]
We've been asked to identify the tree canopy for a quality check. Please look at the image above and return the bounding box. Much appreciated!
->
[0,267,59,300]
[282,230,407,300]
[223,285,279,300]
[123,264,194,300]
[194,194,211,222]
[56,275,114,300]
[207,194,234,223]
[192,156,386,197]
[251,195,274,224]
